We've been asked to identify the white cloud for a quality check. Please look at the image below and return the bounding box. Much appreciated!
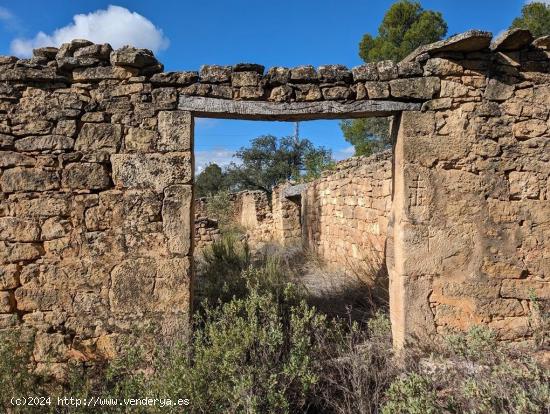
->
[0,6,21,32]
[195,149,237,173]
[10,5,169,57]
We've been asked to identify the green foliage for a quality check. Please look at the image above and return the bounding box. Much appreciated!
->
[343,0,447,157]
[340,117,391,157]
[0,330,38,413]
[382,373,439,414]
[511,2,550,38]
[195,234,251,307]
[225,135,333,192]
[204,190,238,231]
[358,0,447,63]
[195,163,227,197]
[153,284,326,413]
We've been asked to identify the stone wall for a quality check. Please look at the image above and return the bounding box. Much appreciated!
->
[388,31,550,346]
[0,28,548,365]
[302,151,392,278]
[0,43,194,374]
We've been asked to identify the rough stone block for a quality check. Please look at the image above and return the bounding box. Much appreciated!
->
[512,120,547,140]
[290,65,318,83]
[0,242,42,263]
[62,163,111,190]
[14,135,74,152]
[0,291,12,313]
[509,171,540,199]
[125,128,158,152]
[162,185,192,255]
[200,65,231,83]
[0,151,35,168]
[266,67,290,85]
[231,71,260,87]
[390,77,440,99]
[157,111,192,151]
[75,123,122,153]
[110,46,159,68]
[376,60,398,81]
[0,217,40,242]
[111,152,192,192]
[152,87,177,110]
[72,66,138,82]
[501,279,550,300]
[484,79,514,101]
[318,65,352,82]
[322,86,352,100]
[269,85,293,102]
[0,168,59,193]
[424,58,464,76]
[351,63,378,81]
[0,264,19,290]
[365,82,389,99]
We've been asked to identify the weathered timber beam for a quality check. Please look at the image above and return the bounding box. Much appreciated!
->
[178,96,422,121]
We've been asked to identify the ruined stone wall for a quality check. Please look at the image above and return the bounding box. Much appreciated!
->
[0,43,194,374]
[388,31,550,346]
[0,28,548,364]
[302,151,392,278]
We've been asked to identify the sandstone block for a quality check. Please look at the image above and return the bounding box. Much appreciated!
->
[109,258,156,312]
[231,71,260,87]
[0,151,35,168]
[33,332,68,362]
[75,123,122,153]
[318,65,352,82]
[294,84,322,101]
[269,85,293,102]
[0,134,14,148]
[509,171,540,199]
[210,85,233,99]
[266,67,290,85]
[233,63,265,74]
[365,82,389,99]
[111,152,192,192]
[125,128,158,152]
[152,87,177,110]
[200,65,231,83]
[162,185,192,255]
[62,163,111,190]
[376,60,398,81]
[150,71,198,86]
[512,120,547,140]
[0,291,12,313]
[110,46,158,68]
[157,111,192,151]
[0,242,41,263]
[14,135,74,152]
[0,218,40,242]
[397,61,423,77]
[72,66,138,82]
[290,65,318,82]
[322,86,352,100]
[73,43,112,60]
[484,79,514,101]
[424,58,464,76]
[41,217,70,241]
[13,194,70,218]
[390,77,440,99]
[0,168,59,193]
[352,63,378,81]
[0,264,19,290]
[239,86,264,99]
[14,286,58,311]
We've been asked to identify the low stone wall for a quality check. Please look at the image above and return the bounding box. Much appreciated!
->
[302,151,392,278]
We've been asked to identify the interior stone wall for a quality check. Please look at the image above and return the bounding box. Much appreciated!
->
[302,151,392,278]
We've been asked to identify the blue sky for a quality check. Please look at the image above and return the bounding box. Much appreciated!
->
[0,0,535,170]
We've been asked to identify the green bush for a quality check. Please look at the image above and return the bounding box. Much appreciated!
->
[151,283,326,413]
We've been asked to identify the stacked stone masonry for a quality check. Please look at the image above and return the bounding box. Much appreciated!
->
[302,151,392,278]
[0,28,548,370]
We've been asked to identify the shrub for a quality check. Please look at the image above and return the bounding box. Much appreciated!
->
[0,330,38,413]
[151,283,327,413]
